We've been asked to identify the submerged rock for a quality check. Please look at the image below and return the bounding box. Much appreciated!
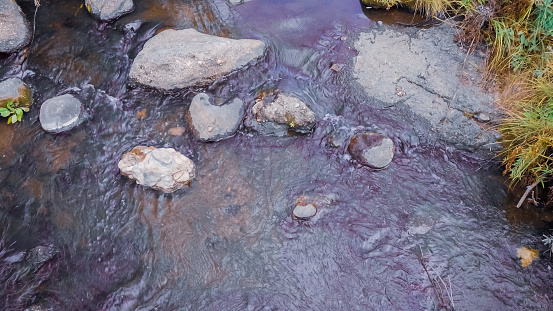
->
[118,146,196,193]
[248,93,316,136]
[0,0,31,53]
[348,133,394,169]
[39,94,84,133]
[186,93,245,141]
[24,244,59,271]
[0,78,33,109]
[129,29,266,90]
[229,0,252,5]
[85,0,134,21]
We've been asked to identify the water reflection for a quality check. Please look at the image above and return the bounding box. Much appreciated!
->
[0,0,552,310]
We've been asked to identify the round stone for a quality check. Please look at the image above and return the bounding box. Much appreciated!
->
[39,94,83,133]
[348,133,395,169]
[293,203,317,219]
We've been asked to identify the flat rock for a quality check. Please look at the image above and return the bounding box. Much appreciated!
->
[248,93,316,136]
[85,0,134,21]
[353,23,500,151]
[186,93,244,141]
[118,146,196,193]
[129,29,266,90]
[39,94,84,133]
[0,0,31,53]
[0,78,33,108]
[348,133,395,169]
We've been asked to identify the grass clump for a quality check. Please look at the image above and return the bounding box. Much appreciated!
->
[501,75,553,186]
[361,0,453,16]
[486,0,553,74]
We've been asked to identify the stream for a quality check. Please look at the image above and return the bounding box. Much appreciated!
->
[1,0,552,310]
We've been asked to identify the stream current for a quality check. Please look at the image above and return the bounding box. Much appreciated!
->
[1,0,552,310]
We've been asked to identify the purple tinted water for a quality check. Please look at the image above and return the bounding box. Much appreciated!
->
[0,0,552,310]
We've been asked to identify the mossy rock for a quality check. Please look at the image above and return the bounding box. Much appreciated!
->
[362,0,416,10]
[0,78,33,109]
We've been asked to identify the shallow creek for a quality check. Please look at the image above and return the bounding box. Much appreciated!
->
[1,0,552,310]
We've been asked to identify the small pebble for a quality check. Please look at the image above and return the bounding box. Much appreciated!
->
[293,203,317,219]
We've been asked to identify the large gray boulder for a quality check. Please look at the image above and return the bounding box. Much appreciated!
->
[0,0,31,53]
[186,93,244,141]
[353,24,500,151]
[348,133,395,169]
[118,146,196,193]
[85,0,134,21]
[248,93,316,136]
[0,78,33,109]
[129,28,266,90]
[39,94,84,133]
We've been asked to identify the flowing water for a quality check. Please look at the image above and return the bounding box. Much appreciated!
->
[1,0,552,310]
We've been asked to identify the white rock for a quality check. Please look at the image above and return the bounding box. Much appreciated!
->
[118,146,196,193]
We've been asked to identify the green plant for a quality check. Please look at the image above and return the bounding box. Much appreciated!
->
[0,102,29,124]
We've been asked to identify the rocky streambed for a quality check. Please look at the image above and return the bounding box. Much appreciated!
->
[1,0,552,310]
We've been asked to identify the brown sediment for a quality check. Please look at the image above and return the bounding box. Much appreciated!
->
[34,131,86,174]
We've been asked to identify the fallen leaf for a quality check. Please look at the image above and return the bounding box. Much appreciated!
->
[136,109,147,120]
[169,127,185,136]
[517,247,539,267]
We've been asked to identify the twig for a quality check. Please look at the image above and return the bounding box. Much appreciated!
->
[418,245,455,310]
[516,180,541,208]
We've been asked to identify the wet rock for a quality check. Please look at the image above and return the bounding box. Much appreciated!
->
[39,94,84,133]
[475,112,491,122]
[348,133,395,169]
[129,29,266,90]
[353,24,500,151]
[186,93,245,141]
[85,0,134,21]
[330,63,343,72]
[249,94,316,136]
[24,244,59,271]
[25,304,53,311]
[118,146,196,193]
[0,78,33,109]
[229,0,252,4]
[293,203,317,219]
[0,0,31,53]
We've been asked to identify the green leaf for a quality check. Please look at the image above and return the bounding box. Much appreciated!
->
[10,114,17,124]
[16,113,22,122]
[15,108,23,117]
[6,102,12,110]
[0,111,10,117]
[21,107,29,112]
